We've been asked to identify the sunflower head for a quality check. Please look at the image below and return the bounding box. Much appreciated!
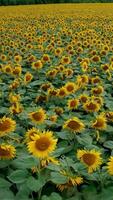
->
[0,144,16,159]
[63,117,85,133]
[107,156,113,175]
[83,100,100,112]
[0,116,16,137]
[25,128,41,142]
[92,114,107,130]
[27,130,57,158]
[67,98,79,110]
[29,108,46,124]
[77,149,102,173]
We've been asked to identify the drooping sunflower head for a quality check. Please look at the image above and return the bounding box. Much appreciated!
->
[92,114,107,130]
[57,170,83,191]
[0,116,16,137]
[0,144,16,159]
[29,108,46,124]
[27,130,57,158]
[63,117,85,133]
[25,127,41,142]
[77,149,102,173]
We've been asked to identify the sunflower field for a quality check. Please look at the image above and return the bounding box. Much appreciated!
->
[0,3,113,200]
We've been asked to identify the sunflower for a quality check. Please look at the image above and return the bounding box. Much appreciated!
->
[14,55,22,63]
[9,102,23,115]
[3,65,12,74]
[106,112,113,122]
[67,98,79,110]
[32,60,43,70]
[42,54,50,63]
[79,94,89,104]
[91,76,101,84]
[55,47,63,56]
[25,127,40,142]
[57,87,67,98]
[91,86,104,96]
[57,170,83,191]
[65,82,76,94]
[77,149,102,173]
[0,116,16,137]
[29,108,46,124]
[92,114,107,130]
[63,117,85,133]
[54,107,64,115]
[91,55,100,62]
[106,156,113,175]
[46,69,57,79]
[27,130,57,158]
[0,144,16,159]
[13,65,22,76]
[41,156,59,167]
[24,72,33,84]
[83,100,100,112]
[61,56,70,65]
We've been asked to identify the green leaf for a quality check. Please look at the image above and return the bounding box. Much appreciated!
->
[0,189,14,200]
[50,172,68,184]
[42,192,62,200]
[26,176,42,192]
[0,177,11,188]
[8,170,28,184]
[103,140,113,149]
[12,155,39,169]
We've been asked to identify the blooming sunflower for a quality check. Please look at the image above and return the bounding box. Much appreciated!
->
[0,116,16,137]
[29,108,46,124]
[57,87,67,98]
[83,100,100,112]
[27,130,57,158]
[92,114,107,130]
[67,98,79,110]
[64,82,76,94]
[32,60,43,70]
[0,144,16,159]
[77,149,102,173]
[24,72,33,84]
[63,117,85,133]
[106,156,113,175]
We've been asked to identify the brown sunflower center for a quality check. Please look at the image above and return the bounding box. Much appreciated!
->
[66,85,74,92]
[35,137,50,151]
[26,75,32,81]
[32,112,43,121]
[82,153,96,166]
[0,120,11,132]
[70,100,76,107]
[0,147,10,157]
[67,120,80,130]
[94,119,104,128]
[87,102,97,110]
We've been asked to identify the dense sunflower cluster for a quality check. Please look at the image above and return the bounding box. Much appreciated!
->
[1,3,113,199]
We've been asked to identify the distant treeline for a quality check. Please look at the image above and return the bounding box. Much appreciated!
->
[0,0,113,5]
